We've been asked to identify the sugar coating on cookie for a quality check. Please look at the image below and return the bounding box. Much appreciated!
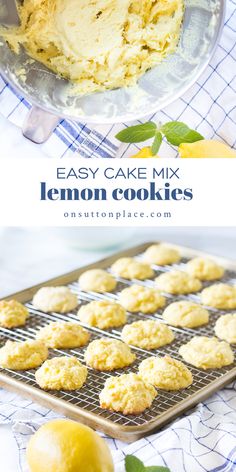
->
[78,300,127,330]
[155,270,202,294]
[84,338,135,371]
[35,356,87,391]
[0,339,48,370]
[119,284,165,313]
[121,320,174,350]
[36,321,90,349]
[99,373,157,415]
[32,286,78,313]
[186,257,225,281]
[111,257,154,280]
[179,336,234,369]
[163,301,209,328]
[0,300,29,328]
[143,244,181,266]
[201,284,236,310]
[215,314,236,344]
[79,269,117,293]
[138,355,193,390]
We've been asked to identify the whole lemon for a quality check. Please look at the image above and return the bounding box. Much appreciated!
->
[179,140,236,158]
[131,147,158,158]
[26,419,114,472]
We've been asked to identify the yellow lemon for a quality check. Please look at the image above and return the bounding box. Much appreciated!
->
[179,140,236,158]
[26,419,114,472]
[131,147,158,158]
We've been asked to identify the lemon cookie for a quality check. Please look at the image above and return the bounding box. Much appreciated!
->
[0,300,29,328]
[36,321,90,349]
[111,257,154,280]
[99,373,157,415]
[186,257,225,281]
[163,301,209,328]
[32,286,78,313]
[78,300,127,330]
[139,355,193,390]
[201,284,236,309]
[155,270,202,294]
[119,284,165,314]
[214,314,236,344]
[79,269,117,293]
[179,336,234,369]
[84,338,135,371]
[143,244,181,266]
[35,356,87,391]
[121,320,174,350]
[0,340,48,370]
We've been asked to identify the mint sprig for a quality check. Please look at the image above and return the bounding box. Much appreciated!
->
[161,121,203,146]
[125,455,171,472]
[116,122,157,143]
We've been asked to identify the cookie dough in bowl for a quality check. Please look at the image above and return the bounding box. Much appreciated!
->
[121,320,174,350]
[143,244,181,266]
[35,356,88,390]
[155,270,202,295]
[77,300,127,330]
[99,373,157,415]
[79,269,117,293]
[0,340,48,370]
[0,300,29,328]
[84,338,136,371]
[36,321,90,349]
[111,257,154,280]
[163,301,209,328]
[119,284,166,313]
[179,336,234,369]
[138,355,193,390]
[32,286,78,313]
[185,257,225,281]
[214,314,236,344]
[201,284,236,310]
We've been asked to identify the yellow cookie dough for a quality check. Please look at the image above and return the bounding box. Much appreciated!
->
[214,314,236,344]
[163,301,209,328]
[3,0,184,95]
[0,339,48,370]
[36,321,90,349]
[99,373,157,415]
[111,257,154,280]
[121,320,174,350]
[201,284,236,310]
[179,336,234,369]
[138,355,193,390]
[35,356,87,390]
[32,286,78,313]
[186,257,225,281]
[77,300,126,330]
[84,338,135,371]
[155,270,202,294]
[119,284,165,313]
[0,300,29,329]
[79,269,117,293]
[143,244,181,266]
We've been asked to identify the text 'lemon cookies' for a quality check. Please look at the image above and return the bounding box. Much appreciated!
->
[32,286,78,313]
[111,257,154,280]
[36,321,90,349]
[155,270,202,295]
[99,373,157,415]
[143,244,181,266]
[186,257,225,281]
[0,339,48,370]
[78,300,127,330]
[79,269,117,293]
[214,314,236,344]
[163,301,209,328]
[84,338,135,371]
[138,356,193,390]
[35,356,87,391]
[121,320,174,350]
[201,284,236,309]
[179,336,234,369]
[119,284,165,313]
[0,300,29,328]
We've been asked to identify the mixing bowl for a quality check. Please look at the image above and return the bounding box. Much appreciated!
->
[0,0,224,144]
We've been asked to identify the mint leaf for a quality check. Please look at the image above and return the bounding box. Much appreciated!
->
[161,121,204,146]
[125,455,145,472]
[151,132,162,155]
[116,122,157,143]
[146,467,171,472]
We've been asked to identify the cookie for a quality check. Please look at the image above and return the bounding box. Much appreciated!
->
[121,320,174,350]
[111,257,154,280]
[32,286,78,313]
[163,301,209,328]
[214,314,236,344]
[84,338,135,371]
[79,269,117,293]
[99,373,157,415]
[201,284,236,309]
[36,321,90,349]
[78,300,127,330]
[186,257,225,281]
[0,340,48,370]
[179,336,234,369]
[155,270,202,294]
[35,356,87,390]
[138,355,193,390]
[119,284,165,313]
[0,300,29,328]
[143,244,181,266]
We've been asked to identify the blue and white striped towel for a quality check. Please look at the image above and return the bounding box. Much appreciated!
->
[0,0,235,159]
[1,381,236,471]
